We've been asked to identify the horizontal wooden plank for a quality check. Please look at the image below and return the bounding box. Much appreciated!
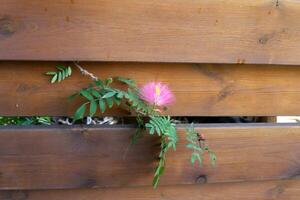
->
[0,124,299,189]
[1,0,300,64]
[1,180,300,200]
[1,62,300,116]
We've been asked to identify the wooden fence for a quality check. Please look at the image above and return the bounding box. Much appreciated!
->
[1,0,300,199]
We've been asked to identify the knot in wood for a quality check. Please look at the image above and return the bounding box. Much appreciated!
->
[0,15,17,36]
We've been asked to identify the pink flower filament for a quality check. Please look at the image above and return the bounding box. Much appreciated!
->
[140,82,175,107]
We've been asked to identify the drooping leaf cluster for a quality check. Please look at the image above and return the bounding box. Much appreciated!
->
[186,124,216,167]
[146,116,177,188]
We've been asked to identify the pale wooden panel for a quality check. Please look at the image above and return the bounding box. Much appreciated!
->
[1,62,300,116]
[0,124,299,189]
[1,0,300,64]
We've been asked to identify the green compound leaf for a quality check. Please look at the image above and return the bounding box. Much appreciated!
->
[186,124,216,169]
[46,65,73,83]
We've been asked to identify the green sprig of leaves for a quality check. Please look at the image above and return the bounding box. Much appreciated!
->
[145,116,177,188]
[46,65,72,83]
[70,77,180,188]
[186,123,216,167]
[64,72,216,189]
[71,77,124,121]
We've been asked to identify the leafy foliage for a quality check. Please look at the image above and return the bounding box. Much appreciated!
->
[186,124,216,167]
[70,77,180,188]
[71,77,154,120]
[47,65,216,189]
[146,116,177,149]
[71,77,124,121]
[0,117,52,125]
[145,116,177,188]
[46,65,72,83]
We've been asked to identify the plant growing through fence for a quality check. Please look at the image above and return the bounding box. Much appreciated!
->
[46,63,216,188]
[0,117,52,125]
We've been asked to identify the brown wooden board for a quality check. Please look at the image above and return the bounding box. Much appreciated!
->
[0,124,299,189]
[1,62,300,116]
[1,0,300,64]
[1,180,299,200]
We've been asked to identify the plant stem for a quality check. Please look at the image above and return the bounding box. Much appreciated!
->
[73,61,98,81]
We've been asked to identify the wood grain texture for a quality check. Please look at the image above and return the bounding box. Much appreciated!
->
[1,0,300,64]
[0,124,299,189]
[1,61,300,116]
[1,180,299,200]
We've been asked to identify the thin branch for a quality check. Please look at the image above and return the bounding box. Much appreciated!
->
[73,61,98,81]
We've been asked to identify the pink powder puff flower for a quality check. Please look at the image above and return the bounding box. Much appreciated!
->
[140,82,175,107]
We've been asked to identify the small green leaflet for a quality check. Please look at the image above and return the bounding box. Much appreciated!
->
[73,103,86,121]
[51,74,57,83]
[89,100,97,117]
[98,99,106,113]
[106,98,114,108]
[116,76,137,87]
[191,152,202,166]
[80,90,94,101]
[102,91,116,99]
